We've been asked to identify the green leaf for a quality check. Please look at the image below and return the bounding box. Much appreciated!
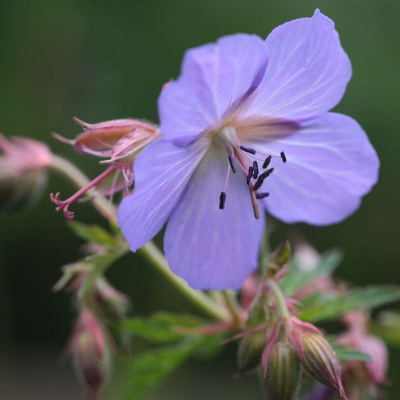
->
[270,241,291,269]
[299,285,400,322]
[122,334,224,399]
[371,311,400,348]
[68,220,115,246]
[333,344,372,362]
[122,340,198,399]
[122,312,209,343]
[281,249,342,296]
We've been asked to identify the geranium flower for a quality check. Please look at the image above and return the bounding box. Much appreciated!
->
[118,10,379,289]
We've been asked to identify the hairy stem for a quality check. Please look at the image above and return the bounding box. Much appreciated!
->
[139,242,228,322]
[49,155,228,322]
[268,280,290,319]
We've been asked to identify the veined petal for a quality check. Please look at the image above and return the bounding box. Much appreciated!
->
[164,145,265,289]
[158,34,268,147]
[254,113,379,225]
[117,138,208,251]
[241,10,351,122]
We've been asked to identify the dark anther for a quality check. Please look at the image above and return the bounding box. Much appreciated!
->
[240,145,256,155]
[246,167,254,185]
[262,155,272,169]
[219,191,227,209]
[253,168,274,191]
[255,192,270,199]
[280,151,287,163]
[228,154,236,173]
[252,161,259,179]
[261,167,274,179]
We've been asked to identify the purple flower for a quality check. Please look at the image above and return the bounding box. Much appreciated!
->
[118,10,379,289]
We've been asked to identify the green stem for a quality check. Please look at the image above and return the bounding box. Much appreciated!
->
[139,241,228,322]
[268,280,289,319]
[221,290,243,328]
[49,154,228,322]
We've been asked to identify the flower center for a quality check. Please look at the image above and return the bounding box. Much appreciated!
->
[212,125,287,219]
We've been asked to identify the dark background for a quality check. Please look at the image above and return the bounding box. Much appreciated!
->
[0,1,399,399]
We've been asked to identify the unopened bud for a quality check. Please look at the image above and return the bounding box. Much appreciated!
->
[237,330,265,374]
[68,311,110,399]
[0,135,52,212]
[54,117,160,166]
[262,342,301,400]
[300,333,347,399]
[94,278,130,320]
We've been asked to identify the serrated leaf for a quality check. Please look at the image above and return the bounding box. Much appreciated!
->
[122,334,224,400]
[299,285,400,322]
[122,312,208,343]
[122,340,198,399]
[281,249,342,296]
[68,220,115,246]
[333,344,372,361]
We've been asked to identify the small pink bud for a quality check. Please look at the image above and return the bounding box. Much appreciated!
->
[300,333,346,399]
[0,134,52,212]
[262,342,301,400]
[286,317,347,399]
[68,311,110,399]
[54,117,160,163]
[338,312,389,397]
[94,278,130,320]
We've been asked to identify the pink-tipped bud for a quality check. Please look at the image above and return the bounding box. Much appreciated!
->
[237,330,266,374]
[300,333,346,398]
[68,311,110,399]
[54,118,160,166]
[286,317,347,399]
[262,342,301,400]
[94,278,130,320]
[338,312,388,397]
[0,134,52,212]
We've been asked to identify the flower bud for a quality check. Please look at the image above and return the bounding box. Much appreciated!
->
[286,317,347,399]
[68,311,110,399]
[237,330,266,374]
[338,312,389,398]
[300,333,346,399]
[262,342,301,400]
[94,278,130,320]
[0,135,52,212]
[54,117,160,165]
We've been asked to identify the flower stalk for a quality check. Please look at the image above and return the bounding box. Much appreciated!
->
[50,154,228,322]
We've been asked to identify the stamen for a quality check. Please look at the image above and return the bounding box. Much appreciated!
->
[262,155,272,169]
[219,192,227,209]
[253,167,274,191]
[280,151,287,163]
[240,145,256,155]
[228,154,236,173]
[256,192,270,199]
[248,185,260,219]
[246,166,254,185]
[252,161,259,179]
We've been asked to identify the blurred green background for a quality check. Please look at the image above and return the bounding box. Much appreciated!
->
[0,0,399,399]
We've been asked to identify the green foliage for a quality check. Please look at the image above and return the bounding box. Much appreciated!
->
[298,285,400,323]
[372,311,400,348]
[333,344,372,362]
[68,220,116,246]
[281,249,343,297]
[121,312,224,399]
[122,312,209,344]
